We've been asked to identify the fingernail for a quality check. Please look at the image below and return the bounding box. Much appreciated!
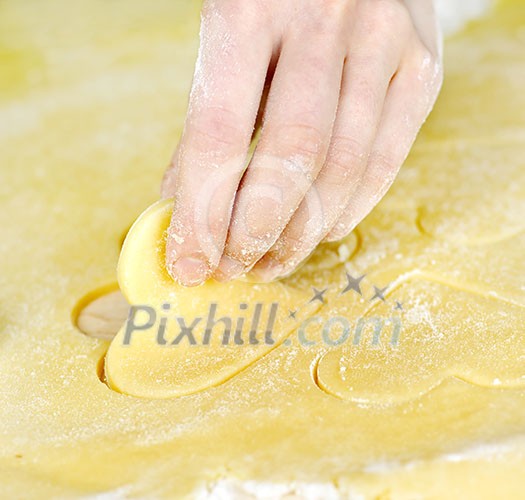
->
[214,255,244,282]
[169,255,209,286]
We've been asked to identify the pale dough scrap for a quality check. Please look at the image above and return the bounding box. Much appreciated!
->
[1,0,525,498]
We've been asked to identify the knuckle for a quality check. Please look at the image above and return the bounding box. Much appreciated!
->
[412,41,436,69]
[187,105,248,156]
[292,2,349,39]
[264,122,325,164]
[424,56,443,91]
[303,51,338,77]
[326,136,369,181]
[351,77,383,114]
[364,0,411,36]
[211,0,270,30]
[406,41,444,97]
[369,151,399,179]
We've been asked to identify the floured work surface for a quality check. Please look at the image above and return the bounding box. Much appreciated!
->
[1,0,525,498]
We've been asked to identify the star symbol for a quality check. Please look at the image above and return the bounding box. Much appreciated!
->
[288,310,297,319]
[371,285,388,302]
[309,287,327,304]
[394,301,403,310]
[341,273,365,296]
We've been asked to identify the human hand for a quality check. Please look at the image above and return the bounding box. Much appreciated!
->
[162,0,443,286]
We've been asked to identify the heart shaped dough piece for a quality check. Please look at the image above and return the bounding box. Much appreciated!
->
[105,199,317,399]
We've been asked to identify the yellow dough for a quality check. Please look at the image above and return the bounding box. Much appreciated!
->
[1,0,525,498]
[105,199,319,399]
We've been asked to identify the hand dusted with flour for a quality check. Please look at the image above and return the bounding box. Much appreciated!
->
[162,0,443,286]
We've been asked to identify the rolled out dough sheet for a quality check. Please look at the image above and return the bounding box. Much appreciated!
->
[1,0,525,498]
